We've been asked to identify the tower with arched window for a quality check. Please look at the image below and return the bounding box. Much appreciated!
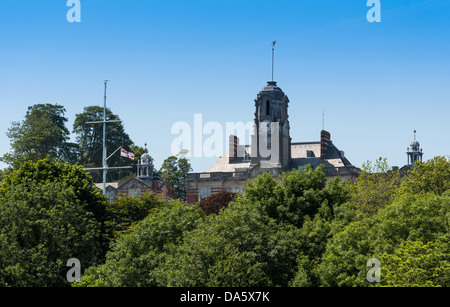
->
[250,81,291,170]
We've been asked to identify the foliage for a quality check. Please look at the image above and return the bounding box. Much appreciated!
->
[199,191,238,215]
[243,165,350,228]
[103,191,169,243]
[376,236,450,287]
[160,151,192,201]
[0,158,106,287]
[349,157,401,216]
[0,157,106,222]
[288,157,450,287]
[205,244,273,287]
[76,164,344,287]
[289,254,315,287]
[73,106,134,183]
[397,156,450,196]
[2,155,449,287]
[75,202,204,287]
[315,192,450,287]
[0,169,9,183]
[1,104,78,169]
[154,200,302,287]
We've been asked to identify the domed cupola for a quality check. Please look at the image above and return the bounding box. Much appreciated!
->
[407,130,424,168]
[137,152,154,180]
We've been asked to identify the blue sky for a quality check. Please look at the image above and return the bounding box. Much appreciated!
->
[0,0,449,172]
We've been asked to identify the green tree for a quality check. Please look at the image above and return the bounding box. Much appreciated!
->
[155,199,302,287]
[75,202,204,287]
[73,106,134,183]
[0,158,106,287]
[74,166,353,287]
[315,192,450,287]
[160,151,192,200]
[103,191,169,243]
[376,237,450,287]
[349,157,401,216]
[0,169,8,183]
[243,165,349,228]
[1,104,77,169]
[397,156,450,196]
[205,244,272,287]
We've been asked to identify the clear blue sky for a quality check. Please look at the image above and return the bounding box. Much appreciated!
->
[0,0,449,172]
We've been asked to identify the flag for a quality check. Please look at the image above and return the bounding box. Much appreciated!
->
[120,148,135,159]
[120,148,128,158]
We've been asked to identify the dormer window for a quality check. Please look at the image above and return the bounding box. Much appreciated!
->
[266,100,270,116]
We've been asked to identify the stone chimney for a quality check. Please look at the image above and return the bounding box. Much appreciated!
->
[320,130,331,160]
[229,135,239,164]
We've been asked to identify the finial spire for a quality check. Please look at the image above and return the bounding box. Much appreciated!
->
[272,41,276,82]
[414,129,417,140]
[322,108,325,130]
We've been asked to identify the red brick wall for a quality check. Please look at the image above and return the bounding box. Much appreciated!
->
[321,130,331,159]
[186,188,199,204]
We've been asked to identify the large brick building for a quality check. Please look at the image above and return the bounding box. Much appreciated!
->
[186,81,360,204]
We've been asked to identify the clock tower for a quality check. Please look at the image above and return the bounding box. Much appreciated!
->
[250,81,291,170]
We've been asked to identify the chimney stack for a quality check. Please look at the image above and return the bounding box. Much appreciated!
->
[229,135,239,164]
[320,130,330,160]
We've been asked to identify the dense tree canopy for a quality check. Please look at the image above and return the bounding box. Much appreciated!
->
[75,157,450,288]
[0,158,106,287]
[154,200,302,287]
[76,165,349,287]
[376,236,449,287]
[103,191,169,243]
[75,202,204,287]
[313,192,450,287]
[243,165,349,228]
[1,152,449,287]
[1,104,78,169]
[397,156,450,196]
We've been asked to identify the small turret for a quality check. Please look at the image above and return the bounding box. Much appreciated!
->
[407,130,423,168]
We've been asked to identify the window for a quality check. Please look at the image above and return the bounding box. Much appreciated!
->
[106,191,115,201]
[231,188,243,194]
[266,100,270,116]
[199,188,211,201]
[129,189,141,196]
[306,150,315,158]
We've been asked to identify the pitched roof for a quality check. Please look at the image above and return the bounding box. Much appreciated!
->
[204,140,353,174]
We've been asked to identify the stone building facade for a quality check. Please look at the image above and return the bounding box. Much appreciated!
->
[96,153,172,200]
[186,81,360,204]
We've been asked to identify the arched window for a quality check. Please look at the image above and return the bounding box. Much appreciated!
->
[266,100,270,116]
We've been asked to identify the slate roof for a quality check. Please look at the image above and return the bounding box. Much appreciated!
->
[205,140,354,174]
